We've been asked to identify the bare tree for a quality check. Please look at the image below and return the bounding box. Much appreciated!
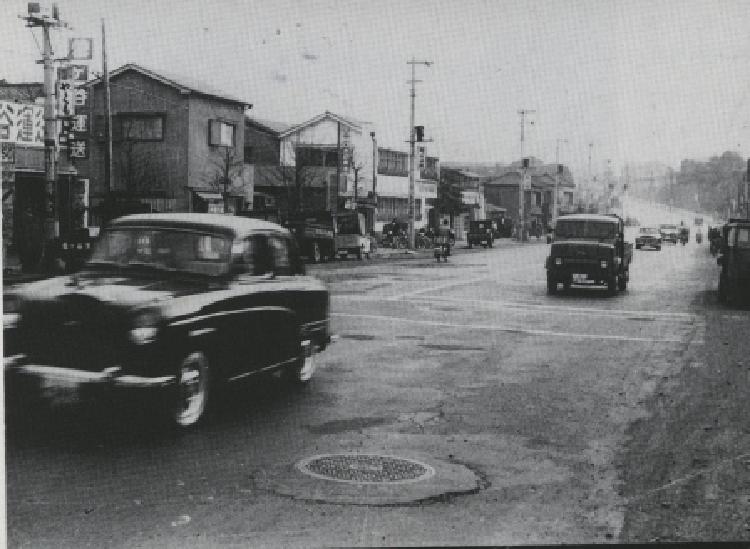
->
[206,146,245,213]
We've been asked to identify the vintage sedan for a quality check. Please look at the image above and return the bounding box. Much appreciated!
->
[4,213,332,428]
[635,226,662,250]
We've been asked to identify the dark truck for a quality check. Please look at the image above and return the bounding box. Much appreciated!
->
[286,211,369,262]
[467,220,495,248]
[717,218,750,304]
[545,213,633,296]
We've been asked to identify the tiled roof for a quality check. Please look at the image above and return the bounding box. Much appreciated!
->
[246,116,291,135]
[87,63,250,107]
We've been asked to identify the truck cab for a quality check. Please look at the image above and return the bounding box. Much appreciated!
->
[717,218,750,304]
[545,214,632,296]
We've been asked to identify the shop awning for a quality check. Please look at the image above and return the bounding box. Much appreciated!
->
[194,191,223,201]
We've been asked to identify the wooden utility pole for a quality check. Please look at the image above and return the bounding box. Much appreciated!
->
[407,58,431,249]
[103,19,113,193]
[518,108,536,241]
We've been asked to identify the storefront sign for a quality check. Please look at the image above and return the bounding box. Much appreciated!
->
[0,101,44,146]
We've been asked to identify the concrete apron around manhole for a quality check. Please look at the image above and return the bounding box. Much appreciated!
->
[252,452,481,506]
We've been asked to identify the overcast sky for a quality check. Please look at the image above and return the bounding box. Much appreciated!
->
[3,0,750,176]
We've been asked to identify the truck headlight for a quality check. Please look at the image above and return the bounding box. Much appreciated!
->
[600,260,608,269]
[130,309,160,345]
[555,257,562,265]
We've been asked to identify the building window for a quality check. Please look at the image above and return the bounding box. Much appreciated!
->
[209,119,235,147]
[113,114,164,142]
[378,148,408,177]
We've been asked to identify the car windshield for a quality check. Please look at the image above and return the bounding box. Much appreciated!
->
[640,227,659,235]
[87,227,233,276]
[555,220,617,240]
[660,225,677,230]
[472,222,489,230]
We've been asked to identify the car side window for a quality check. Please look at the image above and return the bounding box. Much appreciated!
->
[727,228,736,249]
[235,235,272,276]
[267,235,291,276]
[737,228,750,249]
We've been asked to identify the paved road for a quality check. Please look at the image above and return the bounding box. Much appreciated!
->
[6,237,749,547]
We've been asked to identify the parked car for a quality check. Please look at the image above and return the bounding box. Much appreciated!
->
[635,227,662,250]
[659,224,679,244]
[717,218,750,305]
[4,213,332,429]
[467,220,495,248]
[545,213,632,296]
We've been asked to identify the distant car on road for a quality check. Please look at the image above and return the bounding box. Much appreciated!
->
[4,213,332,429]
[717,218,750,305]
[545,213,633,296]
[635,227,662,250]
[659,224,679,244]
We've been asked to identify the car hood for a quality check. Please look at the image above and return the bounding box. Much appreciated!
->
[15,272,207,310]
[551,240,615,259]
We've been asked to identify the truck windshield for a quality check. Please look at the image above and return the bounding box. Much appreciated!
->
[556,221,617,240]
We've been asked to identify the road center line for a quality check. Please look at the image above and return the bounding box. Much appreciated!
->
[331,312,683,343]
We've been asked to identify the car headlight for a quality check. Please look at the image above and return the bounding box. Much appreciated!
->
[130,309,161,345]
[554,257,562,265]
[600,260,608,269]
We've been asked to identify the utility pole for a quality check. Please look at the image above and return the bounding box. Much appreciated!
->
[587,142,594,209]
[370,131,377,197]
[102,18,113,193]
[554,138,567,224]
[22,4,68,243]
[407,58,431,249]
[517,108,535,241]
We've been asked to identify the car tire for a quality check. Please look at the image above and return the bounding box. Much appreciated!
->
[655,245,661,251]
[312,243,322,263]
[563,279,571,292]
[547,273,557,295]
[607,275,618,296]
[635,243,641,250]
[172,350,210,428]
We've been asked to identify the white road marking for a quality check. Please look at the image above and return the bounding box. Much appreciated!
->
[389,275,490,301]
[331,312,683,343]
[332,294,699,321]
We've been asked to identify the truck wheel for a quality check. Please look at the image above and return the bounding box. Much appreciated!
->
[607,275,618,296]
[618,274,627,291]
[718,274,728,304]
[547,274,557,295]
[312,243,322,263]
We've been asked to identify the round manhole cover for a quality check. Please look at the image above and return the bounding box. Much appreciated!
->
[297,453,436,485]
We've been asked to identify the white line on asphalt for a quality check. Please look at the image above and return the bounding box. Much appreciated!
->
[331,312,684,343]
[388,275,490,301]
[332,294,699,321]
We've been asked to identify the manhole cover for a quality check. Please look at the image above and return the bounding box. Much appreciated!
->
[297,453,435,485]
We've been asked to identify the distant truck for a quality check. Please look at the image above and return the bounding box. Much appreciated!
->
[717,218,750,304]
[545,213,633,296]
[286,211,369,262]
[467,220,495,248]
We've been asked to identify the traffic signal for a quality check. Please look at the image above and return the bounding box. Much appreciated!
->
[414,125,424,142]
[522,158,530,169]
[557,164,564,175]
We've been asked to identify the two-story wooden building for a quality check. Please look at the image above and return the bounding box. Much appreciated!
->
[79,63,252,225]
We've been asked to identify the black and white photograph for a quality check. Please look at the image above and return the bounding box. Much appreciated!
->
[2,0,750,546]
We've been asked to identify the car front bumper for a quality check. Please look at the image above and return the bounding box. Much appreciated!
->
[4,353,175,390]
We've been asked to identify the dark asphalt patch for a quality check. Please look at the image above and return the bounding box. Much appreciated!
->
[627,317,657,322]
[339,334,377,341]
[420,344,485,352]
[396,335,424,340]
[308,417,390,434]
